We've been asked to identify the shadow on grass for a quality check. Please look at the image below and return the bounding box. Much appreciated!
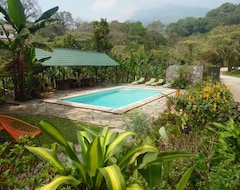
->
[8,114,101,145]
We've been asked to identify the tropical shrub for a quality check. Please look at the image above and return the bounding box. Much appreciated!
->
[171,77,190,89]
[0,136,55,189]
[174,81,234,130]
[208,118,240,162]
[26,120,195,190]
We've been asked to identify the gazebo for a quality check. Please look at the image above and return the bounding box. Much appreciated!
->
[36,48,119,89]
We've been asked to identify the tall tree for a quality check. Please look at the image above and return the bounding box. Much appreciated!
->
[92,18,113,53]
[52,11,74,31]
[0,0,41,21]
[0,0,58,101]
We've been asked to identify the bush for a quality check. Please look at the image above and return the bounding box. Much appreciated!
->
[171,77,190,89]
[0,136,55,189]
[174,81,234,130]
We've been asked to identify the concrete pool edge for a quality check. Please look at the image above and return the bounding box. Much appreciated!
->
[43,85,176,114]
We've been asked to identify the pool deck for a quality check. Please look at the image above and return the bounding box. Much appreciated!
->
[0,84,175,131]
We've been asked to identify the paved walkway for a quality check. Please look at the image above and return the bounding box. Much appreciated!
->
[0,85,175,131]
[220,68,240,102]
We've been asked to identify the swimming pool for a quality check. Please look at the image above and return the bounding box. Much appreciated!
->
[45,86,169,113]
[53,86,166,113]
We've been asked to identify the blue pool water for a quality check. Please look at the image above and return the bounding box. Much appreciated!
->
[61,87,164,109]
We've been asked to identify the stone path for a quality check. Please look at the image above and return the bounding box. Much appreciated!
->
[0,85,175,131]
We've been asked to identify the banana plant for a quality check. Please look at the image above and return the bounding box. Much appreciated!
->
[0,0,58,101]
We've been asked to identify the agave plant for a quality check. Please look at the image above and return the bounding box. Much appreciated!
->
[26,120,195,189]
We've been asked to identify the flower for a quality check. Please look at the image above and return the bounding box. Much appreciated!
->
[193,105,197,111]
[213,103,217,112]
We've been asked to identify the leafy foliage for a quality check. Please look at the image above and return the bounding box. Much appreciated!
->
[0,136,56,189]
[25,120,194,189]
[174,81,234,130]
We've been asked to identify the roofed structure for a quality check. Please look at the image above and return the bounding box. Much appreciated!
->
[36,48,119,67]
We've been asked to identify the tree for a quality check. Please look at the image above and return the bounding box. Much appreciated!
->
[92,18,113,53]
[208,25,240,71]
[0,0,41,21]
[0,0,58,101]
[52,11,74,31]
[147,20,165,34]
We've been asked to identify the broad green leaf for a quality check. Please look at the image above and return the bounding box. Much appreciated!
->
[72,160,88,183]
[105,131,135,160]
[29,18,58,33]
[86,136,104,177]
[39,119,69,147]
[94,171,104,189]
[99,165,126,190]
[139,164,162,188]
[139,152,159,169]
[119,145,159,168]
[35,6,59,23]
[25,146,64,172]
[39,120,80,163]
[159,126,169,144]
[77,131,92,164]
[157,151,195,162]
[99,126,109,153]
[37,176,80,190]
[77,124,101,137]
[7,0,26,30]
[126,183,144,190]
[176,165,195,190]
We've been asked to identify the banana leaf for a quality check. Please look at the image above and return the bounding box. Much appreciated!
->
[7,0,26,30]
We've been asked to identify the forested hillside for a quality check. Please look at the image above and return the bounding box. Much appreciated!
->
[1,2,240,79]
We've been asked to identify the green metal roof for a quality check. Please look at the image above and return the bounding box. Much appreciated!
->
[36,48,119,66]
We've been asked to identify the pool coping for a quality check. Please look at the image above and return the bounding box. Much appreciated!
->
[43,85,175,114]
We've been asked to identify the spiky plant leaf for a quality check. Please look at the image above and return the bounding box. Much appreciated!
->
[105,131,135,160]
[37,176,80,190]
[99,165,126,190]
[39,120,80,163]
[176,165,195,190]
[25,146,64,172]
[119,145,159,168]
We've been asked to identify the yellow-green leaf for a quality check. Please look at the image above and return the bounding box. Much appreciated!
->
[99,165,126,190]
[37,176,80,190]
[25,146,64,172]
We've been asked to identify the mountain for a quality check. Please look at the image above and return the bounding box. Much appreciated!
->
[131,4,210,25]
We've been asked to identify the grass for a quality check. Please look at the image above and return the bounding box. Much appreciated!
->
[10,114,102,145]
[222,69,240,78]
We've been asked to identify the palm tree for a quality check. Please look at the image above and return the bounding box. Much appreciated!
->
[0,0,58,101]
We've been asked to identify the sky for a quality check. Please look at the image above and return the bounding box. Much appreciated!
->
[38,0,239,22]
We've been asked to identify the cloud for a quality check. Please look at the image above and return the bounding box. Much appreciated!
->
[91,0,118,12]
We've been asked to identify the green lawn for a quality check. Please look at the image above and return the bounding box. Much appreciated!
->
[10,114,102,145]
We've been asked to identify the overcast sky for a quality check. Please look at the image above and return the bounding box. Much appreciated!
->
[38,0,239,22]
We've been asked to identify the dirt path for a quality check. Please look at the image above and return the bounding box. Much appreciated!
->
[220,68,240,102]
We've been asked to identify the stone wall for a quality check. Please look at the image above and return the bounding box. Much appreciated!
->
[165,65,204,83]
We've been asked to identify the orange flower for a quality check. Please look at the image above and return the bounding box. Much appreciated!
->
[193,105,197,111]
[213,103,217,112]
